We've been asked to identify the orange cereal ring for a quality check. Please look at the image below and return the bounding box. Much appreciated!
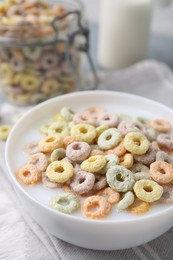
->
[106,141,126,157]
[63,136,75,148]
[39,136,63,153]
[150,118,172,133]
[16,164,41,185]
[82,195,111,219]
[120,153,134,169]
[90,149,105,156]
[128,198,150,214]
[150,161,173,184]
[97,187,120,205]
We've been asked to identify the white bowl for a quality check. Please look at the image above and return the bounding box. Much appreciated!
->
[5,90,173,250]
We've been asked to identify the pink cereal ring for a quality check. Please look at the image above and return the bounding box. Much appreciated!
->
[157,134,173,151]
[70,171,95,195]
[117,120,143,137]
[150,161,173,184]
[150,119,172,133]
[160,185,173,203]
[42,173,60,189]
[97,112,119,127]
[66,141,91,161]
[156,151,173,164]
[28,152,48,172]
[93,174,107,191]
[134,146,156,166]
[23,141,40,155]
[73,113,96,126]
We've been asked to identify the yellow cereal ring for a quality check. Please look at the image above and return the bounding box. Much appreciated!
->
[41,79,60,94]
[96,125,108,137]
[0,63,14,84]
[128,198,150,214]
[21,73,41,91]
[120,153,134,169]
[16,164,41,185]
[54,113,66,122]
[133,179,163,203]
[71,124,96,144]
[48,122,70,138]
[39,136,63,153]
[0,125,11,141]
[81,155,107,173]
[124,131,150,155]
[46,161,74,183]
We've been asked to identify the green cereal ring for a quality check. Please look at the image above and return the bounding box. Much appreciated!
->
[106,165,135,192]
[117,191,135,210]
[97,128,121,150]
[48,122,70,138]
[135,117,150,127]
[99,154,119,174]
[0,125,11,141]
[39,122,51,135]
[70,124,96,144]
[124,131,150,155]
[81,155,107,173]
[60,107,75,121]
[46,161,74,183]
[50,193,80,214]
[130,163,151,181]
[133,179,163,203]
[50,148,66,162]
[144,127,158,142]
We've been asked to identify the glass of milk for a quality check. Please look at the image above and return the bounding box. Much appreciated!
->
[98,0,154,70]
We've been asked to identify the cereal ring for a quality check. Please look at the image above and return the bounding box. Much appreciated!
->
[41,79,60,94]
[81,155,107,173]
[156,151,173,164]
[28,152,48,172]
[42,173,60,189]
[66,141,91,162]
[70,171,95,195]
[48,122,69,138]
[96,125,108,137]
[39,136,63,153]
[82,195,111,219]
[150,161,173,184]
[106,165,135,192]
[135,117,150,127]
[133,179,163,202]
[23,47,42,61]
[54,113,66,122]
[150,118,172,133]
[106,141,126,157]
[60,107,75,121]
[151,141,160,152]
[97,128,121,150]
[0,63,14,84]
[50,193,80,214]
[73,113,96,126]
[124,131,150,155]
[21,73,41,91]
[16,164,41,185]
[117,120,143,137]
[117,191,135,210]
[99,154,119,174]
[46,161,74,183]
[120,153,134,169]
[157,134,173,151]
[90,149,105,156]
[144,127,158,142]
[118,113,131,121]
[0,125,11,141]
[10,56,25,72]
[134,146,156,165]
[128,198,150,214]
[97,112,119,127]
[130,163,151,181]
[62,136,75,148]
[97,187,120,204]
[160,185,173,203]
[70,124,96,144]
[41,52,58,70]
[50,148,66,162]
[84,107,106,115]
[39,122,51,135]
[93,174,107,191]
[23,141,40,155]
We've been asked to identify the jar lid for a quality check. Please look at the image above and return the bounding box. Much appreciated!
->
[0,0,83,48]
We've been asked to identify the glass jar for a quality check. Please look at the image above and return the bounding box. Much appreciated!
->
[0,0,97,105]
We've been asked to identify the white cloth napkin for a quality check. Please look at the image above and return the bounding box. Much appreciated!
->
[1,60,173,260]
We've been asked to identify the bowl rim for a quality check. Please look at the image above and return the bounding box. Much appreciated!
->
[5,90,173,224]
